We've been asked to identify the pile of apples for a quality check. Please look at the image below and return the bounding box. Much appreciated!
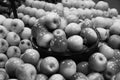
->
[1,0,120,80]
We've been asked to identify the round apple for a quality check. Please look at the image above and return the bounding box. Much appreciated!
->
[0,15,6,25]
[49,74,65,80]
[0,53,8,68]
[0,25,9,39]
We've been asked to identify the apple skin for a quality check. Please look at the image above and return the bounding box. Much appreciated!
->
[87,72,104,80]
[2,18,13,30]
[0,53,8,68]
[108,35,120,49]
[6,46,21,58]
[104,61,120,80]
[98,42,114,60]
[29,8,37,17]
[28,17,37,27]
[41,12,61,30]
[5,57,24,78]
[20,27,32,39]
[67,35,84,52]
[6,32,20,46]
[25,0,34,7]
[15,63,37,80]
[65,23,81,37]
[17,4,26,13]
[35,74,48,80]
[89,52,107,72]
[77,61,89,75]
[39,56,59,75]
[18,13,24,19]
[20,48,40,66]
[109,8,118,18]
[59,59,77,79]
[9,19,24,34]
[0,15,6,25]
[0,38,9,53]
[35,9,46,19]
[59,17,67,30]
[0,25,9,39]
[71,72,89,80]
[44,3,55,11]
[0,68,9,80]
[22,15,30,25]
[49,74,65,80]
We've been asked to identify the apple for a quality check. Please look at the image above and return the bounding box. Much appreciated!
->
[108,35,120,49]
[0,38,9,53]
[0,68,9,80]
[35,74,48,80]
[6,46,21,58]
[54,3,64,16]
[67,35,84,52]
[19,39,32,53]
[17,4,26,13]
[20,48,40,66]
[65,23,81,36]
[84,8,93,19]
[28,17,37,27]
[29,8,37,17]
[0,15,6,25]
[0,53,8,68]
[37,1,46,9]
[22,15,30,25]
[49,74,65,80]
[17,13,24,19]
[0,25,9,39]
[6,32,20,46]
[96,10,104,17]
[110,21,120,35]
[98,42,114,60]
[109,8,118,18]
[36,59,43,73]
[103,11,110,18]
[62,0,72,8]
[65,14,79,23]
[96,28,109,41]
[59,17,67,30]
[81,19,93,29]
[71,72,88,80]
[2,18,13,30]
[41,12,61,30]
[104,61,120,80]
[39,56,59,75]
[35,9,46,18]
[5,57,24,78]
[87,72,104,80]
[31,1,40,9]
[59,59,77,79]
[50,29,67,52]
[112,72,120,80]
[20,27,32,39]
[89,52,107,72]
[25,0,34,7]
[9,19,24,34]
[15,63,37,80]
[44,3,56,11]
[77,61,89,75]
[95,1,109,11]
[36,32,54,48]
[23,6,32,15]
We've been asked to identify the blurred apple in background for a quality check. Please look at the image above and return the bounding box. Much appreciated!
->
[0,38,9,53]
[35,9,46,19]
[2,18,13,30]
[20,48,40,66]
[59,17,68,30]
[6,46,21,58]
[15,63,37,80]
[49,74,65,80]
[28,17,38,27]
[39,56,59,75]
[44,3,56,11]
[19,39,32,53]
[0,53,8,68]
[6,32,20,46]
[59,59,77,79]
[17,5,26,13]
[5,57,24,78]
[17,13,24,19]
[25,0,34,7]
[0,68,9,80]
[22,15,30,25]
[0,15,6,25]
[35,74,48,80]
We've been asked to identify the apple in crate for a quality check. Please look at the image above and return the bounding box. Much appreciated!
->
[36,74,48,80]
[2,18,13,30]
[22,15,30,25]
[28,17,38,27]
[39,56,59,75]
[5,57,24,78]
[15,63,37,80]
[0,68,9,80]
[6,46,21,58]
[6,32,20,46]
[17,13,24,19]
[0,25,9,39]
[59,59,77,79]
[20,48,40,66]
[0,38,9,53]
[25,0,34,7]
[0,53,8,68]
[35,9,46,19]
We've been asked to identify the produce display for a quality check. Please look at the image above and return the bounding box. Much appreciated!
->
[0,0,120,80]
